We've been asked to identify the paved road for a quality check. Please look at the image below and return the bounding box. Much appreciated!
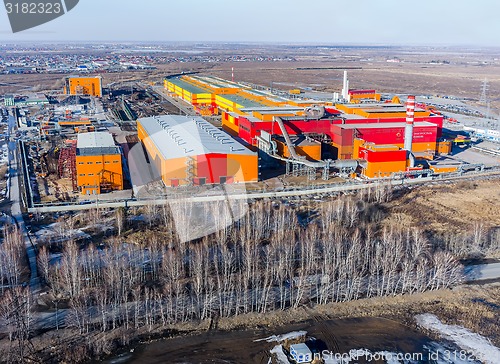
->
[464,262,500,282]
[28,177,437,213]
[6,111,39,290]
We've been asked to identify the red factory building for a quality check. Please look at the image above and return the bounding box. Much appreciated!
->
[221,99,451,179]
[233,113,443,159]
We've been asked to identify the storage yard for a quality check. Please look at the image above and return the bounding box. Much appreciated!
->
[1,66,500,212]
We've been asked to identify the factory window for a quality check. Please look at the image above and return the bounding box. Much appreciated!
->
[96,161,102,164]
[113,160,119,163]
[79,174,85,176]
[105,161,110,164]
[78,162,84,165]
[87,162,93,164]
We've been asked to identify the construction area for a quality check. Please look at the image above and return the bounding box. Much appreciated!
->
[2,70,500,211]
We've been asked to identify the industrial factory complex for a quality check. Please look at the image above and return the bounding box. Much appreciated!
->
[163,73,456,182]
[2,69,498,208]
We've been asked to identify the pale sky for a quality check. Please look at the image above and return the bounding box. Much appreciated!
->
[1,0,499,46]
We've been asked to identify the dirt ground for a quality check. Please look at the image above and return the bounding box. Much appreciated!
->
[385,178,500,233]
[208,64,500,112]
[106,282,500,364]
[124,318,432,364]
[2,46,499,112]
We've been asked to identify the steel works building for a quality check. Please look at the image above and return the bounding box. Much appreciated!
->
[76,132,124,194]
[64,76,103,97]
[137,115,258,187]
[164,74,455,179]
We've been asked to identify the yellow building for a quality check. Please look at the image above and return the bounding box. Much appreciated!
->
[65,76,103,97]
[76,132,123,194]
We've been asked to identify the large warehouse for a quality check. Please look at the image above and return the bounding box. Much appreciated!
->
[137,115,258,187]
[76,132,123,194]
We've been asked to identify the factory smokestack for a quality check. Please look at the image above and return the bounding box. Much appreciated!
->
[404,95,416,152]
[342,70,348,101]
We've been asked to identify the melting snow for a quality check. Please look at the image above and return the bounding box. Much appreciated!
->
[416,313,500,364]
[255,330,307,343]
[270,345,290,364]
[0,143,8,165]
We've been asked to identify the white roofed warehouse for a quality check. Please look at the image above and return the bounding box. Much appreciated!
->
[137,115,258,187]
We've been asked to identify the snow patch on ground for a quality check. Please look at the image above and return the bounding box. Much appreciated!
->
[423,341,481,364]
[0,143,8,165]
[35,222,91,243]
[416,313,500,364]
[323,348,420,364]
[255,330,307,343]
[270,345,289,364]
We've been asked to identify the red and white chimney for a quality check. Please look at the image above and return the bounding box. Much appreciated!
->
[404,95,415,152]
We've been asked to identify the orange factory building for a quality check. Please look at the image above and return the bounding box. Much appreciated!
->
[64,76,103,97]
[137,115,258,187]
[76,132,124,194]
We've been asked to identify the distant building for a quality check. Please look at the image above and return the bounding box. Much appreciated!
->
[64,76,103,97]
[137,115,258,187]
[4,94,15,107]
[76,132,123,195]
[3,93,48,107]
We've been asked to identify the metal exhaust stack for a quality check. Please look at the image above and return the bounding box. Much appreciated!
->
[342,70,348,101]
[404,95,416,151]
[404,95,416,166]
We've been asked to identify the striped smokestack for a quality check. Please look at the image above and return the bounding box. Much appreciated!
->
[404,95,416,152]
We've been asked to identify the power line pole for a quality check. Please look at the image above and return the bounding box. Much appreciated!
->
[479,78,489,104]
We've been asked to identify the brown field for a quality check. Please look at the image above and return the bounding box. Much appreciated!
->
[2,46,500,112]
[386,179,500,233]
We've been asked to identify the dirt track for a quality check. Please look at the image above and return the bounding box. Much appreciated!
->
[125,317,433,364]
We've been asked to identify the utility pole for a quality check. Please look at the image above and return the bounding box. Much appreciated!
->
[479,78,489,105]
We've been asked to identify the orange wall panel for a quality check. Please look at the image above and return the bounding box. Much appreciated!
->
[222,118,240,136]
[227,154,258,183]
[76,154,123,193]
[363,160,407,178]
[66,77,102,97]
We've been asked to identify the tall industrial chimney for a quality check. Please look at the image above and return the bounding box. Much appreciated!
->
[342,70,348,100]
[404,95,416,152]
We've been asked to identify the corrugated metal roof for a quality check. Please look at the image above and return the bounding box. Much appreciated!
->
[220,94,265,108]
[168,78,210,95]
[195,75,240,89]
[138,115,255,160]
[77,132,121,156]
[77,132,116,148]
[77,147,121,156]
